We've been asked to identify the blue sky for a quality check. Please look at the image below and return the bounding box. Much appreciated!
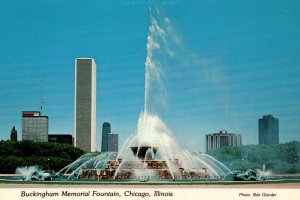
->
[0,0,299,152]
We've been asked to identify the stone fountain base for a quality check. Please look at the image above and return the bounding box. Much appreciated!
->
[77,146,209,181]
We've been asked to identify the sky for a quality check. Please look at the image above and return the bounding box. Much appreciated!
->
[0,0,299,152]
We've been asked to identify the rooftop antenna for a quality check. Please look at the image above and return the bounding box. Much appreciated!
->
[40,82,45,113]
[104,110,110,123]
[40,96,44,113]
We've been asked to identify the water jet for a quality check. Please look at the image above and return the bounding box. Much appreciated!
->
[55,8,233,182]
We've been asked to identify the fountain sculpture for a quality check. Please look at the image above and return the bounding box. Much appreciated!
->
[57,9,232,182]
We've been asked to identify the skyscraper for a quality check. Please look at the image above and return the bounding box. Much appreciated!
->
[74,58,96,152]
[205,130,242,152]
[10,126,17,141]
[101,122,118,152]
[258,115,279,145]
[101,122,111,152]
[108,133,118,152]
[22,111,48,142]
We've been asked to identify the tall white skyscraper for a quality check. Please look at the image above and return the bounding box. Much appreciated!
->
[74,58,96,152]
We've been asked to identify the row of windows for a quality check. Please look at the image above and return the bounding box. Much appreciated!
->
[206,135,242,151]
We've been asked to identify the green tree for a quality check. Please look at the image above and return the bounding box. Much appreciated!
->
[0,140,84,173]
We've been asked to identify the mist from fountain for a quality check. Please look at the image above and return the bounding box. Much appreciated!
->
[15,166,40,180]
[256,164,272,178]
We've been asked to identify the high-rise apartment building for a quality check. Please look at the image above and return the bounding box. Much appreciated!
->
[22,111,48,142]
[258,115,279,145]
[108,133,118,152]
[74,58,96,152]
[101,122,111,152]
[206,130,242,152]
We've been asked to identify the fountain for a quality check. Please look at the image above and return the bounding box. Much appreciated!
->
[15,166,40,180]
[256,164,272,178]
[57,8,232,182]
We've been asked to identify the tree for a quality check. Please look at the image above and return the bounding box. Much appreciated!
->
[0,140,84,173]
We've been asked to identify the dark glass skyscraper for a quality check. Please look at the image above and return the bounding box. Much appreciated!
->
[101,122,111,152]
[108,133,118,152]
[10,126,17,141]
[258,115,279,145]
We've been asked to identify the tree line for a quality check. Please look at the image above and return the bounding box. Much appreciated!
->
[207,141,300,174]
[0,140,84,173]
[1,140,299,174]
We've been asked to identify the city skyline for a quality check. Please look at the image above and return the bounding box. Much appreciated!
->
[0,1,300,152]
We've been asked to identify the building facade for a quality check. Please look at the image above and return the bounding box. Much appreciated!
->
[108,133,118,152]
[22,111,48,142]
[101,122,111,152]
[74,58,96,152]
[10,126,17,141]
[206,130,242,152]
[258,115,279,145]
[101,122,118,152]
[48,134,73,145]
